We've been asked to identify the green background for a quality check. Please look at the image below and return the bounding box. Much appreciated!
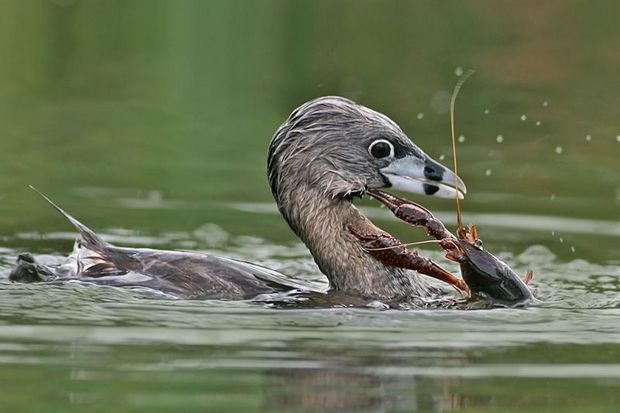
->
[0,1,618,412]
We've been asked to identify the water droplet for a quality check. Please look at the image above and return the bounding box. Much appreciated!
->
[416,112,424,120]
[455,66,464,76]
[559,237,564,243]
[430,90,452,114]
[555,146,563,154]
[551,231,555,236]
[543,101,549,107]
[616,135,620,142]
[485,169,492,176]
[520,114,527,121]
[484,109,490,115]
[496,134,504,143]
[535,120,541,126]
[550,193,556,200]
[586,134,592,141]
[439,154,445,161]
[458,135,466,143]
[570,246,576,253]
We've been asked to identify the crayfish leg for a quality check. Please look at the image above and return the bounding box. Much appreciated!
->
[347,226,469,294]
[470,225,478,241]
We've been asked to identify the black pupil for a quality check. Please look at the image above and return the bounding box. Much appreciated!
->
[370,141,391,158]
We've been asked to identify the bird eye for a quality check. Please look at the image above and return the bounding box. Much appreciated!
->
[474,239,483,249]
[368,139,394,159]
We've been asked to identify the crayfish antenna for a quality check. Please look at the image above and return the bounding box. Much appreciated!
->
[450,70,474,233]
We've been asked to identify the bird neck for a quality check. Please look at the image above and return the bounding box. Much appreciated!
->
[277,186,434,301]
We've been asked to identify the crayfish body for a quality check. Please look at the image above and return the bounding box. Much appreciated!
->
[452,228,535,306]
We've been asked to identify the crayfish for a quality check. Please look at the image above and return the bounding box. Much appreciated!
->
[352,70,536,306]
[352,189,536,306]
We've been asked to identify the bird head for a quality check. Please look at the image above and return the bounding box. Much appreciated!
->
[268,96,466,204]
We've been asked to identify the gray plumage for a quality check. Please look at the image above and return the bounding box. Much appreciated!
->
[11,96,464,303]
[268,97,435,300]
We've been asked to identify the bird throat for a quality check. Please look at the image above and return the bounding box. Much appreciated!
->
[279,186,432,300]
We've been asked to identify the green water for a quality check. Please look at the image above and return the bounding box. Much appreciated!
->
[0,1,619,411]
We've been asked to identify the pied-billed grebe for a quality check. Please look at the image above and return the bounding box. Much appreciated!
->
[10,96,465,302]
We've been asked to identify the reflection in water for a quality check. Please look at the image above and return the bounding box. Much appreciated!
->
[264,344,474,412]
[268,370,499,412]
[268,368,394,411]
[11,332,612,412]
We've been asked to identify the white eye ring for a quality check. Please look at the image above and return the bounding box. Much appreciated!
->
[368,139,394,159]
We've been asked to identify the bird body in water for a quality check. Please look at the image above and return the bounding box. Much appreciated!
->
[10,96,466,304]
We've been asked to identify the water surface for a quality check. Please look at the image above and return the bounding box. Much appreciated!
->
[0,1,619,412]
